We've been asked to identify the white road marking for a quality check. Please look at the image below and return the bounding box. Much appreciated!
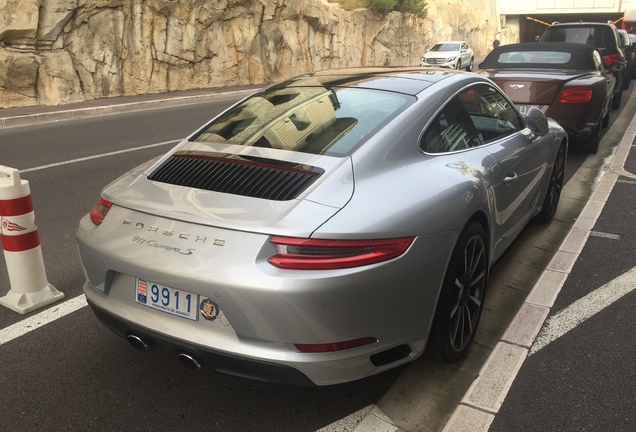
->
[1,140,179,344]
[530,265,636,354]
[19,139,179,173]
[0,294,88,346]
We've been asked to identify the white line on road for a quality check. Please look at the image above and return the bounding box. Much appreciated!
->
[531,266,636,354]
[0,294,88,346]
[2,141,182,344]
[1,140,180,345]
[19,139,180,173]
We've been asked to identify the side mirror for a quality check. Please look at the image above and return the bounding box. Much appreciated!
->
[524,106,549,137]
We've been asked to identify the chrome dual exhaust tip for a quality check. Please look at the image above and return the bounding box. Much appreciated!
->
[126,334,155,351]
[177,353,202,371]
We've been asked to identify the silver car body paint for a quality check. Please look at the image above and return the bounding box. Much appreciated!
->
[77,68,567,385]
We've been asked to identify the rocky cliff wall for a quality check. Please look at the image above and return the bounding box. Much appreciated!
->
[0,0,500,108]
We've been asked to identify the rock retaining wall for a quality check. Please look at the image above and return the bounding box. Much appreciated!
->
[0,0,501,108]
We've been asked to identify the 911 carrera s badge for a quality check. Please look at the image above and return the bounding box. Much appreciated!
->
[200,298,220,321]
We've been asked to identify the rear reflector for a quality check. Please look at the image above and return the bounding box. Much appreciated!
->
[294,337,377,353]
[89,197,112,225]
[268,236,415,270]
[559,87,593,103]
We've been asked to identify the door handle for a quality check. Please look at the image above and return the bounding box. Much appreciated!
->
[503,173,518,184]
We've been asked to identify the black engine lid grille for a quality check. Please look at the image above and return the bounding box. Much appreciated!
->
[147,152,323,201]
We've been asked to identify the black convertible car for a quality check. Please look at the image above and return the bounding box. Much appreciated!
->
[478,42,616,153]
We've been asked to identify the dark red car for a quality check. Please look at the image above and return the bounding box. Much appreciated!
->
[478,42,615,153]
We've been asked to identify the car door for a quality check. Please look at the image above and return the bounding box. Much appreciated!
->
[464,84,552,240]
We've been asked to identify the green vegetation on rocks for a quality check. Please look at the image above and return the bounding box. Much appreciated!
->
[331,0,428,18]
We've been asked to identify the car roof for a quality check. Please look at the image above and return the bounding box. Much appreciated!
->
[480,42,600,70]
[282,67,468,96]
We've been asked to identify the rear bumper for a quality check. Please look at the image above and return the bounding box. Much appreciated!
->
[86,297,316,386]
[556,119,596,139]
[77,207,453,385]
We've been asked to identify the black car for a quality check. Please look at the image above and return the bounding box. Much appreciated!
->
[540,21,626,108]
[478,42,615,153]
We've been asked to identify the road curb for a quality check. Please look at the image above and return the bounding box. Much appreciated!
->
[441,91,636,432]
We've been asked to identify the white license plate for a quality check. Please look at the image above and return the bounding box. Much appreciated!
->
[135,278,199,321]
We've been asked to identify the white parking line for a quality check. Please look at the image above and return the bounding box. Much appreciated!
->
[0,294,87,346]
[19,139,179,173]
[531,266,636,354]
[442,88,636,432]
[2,140,180,344]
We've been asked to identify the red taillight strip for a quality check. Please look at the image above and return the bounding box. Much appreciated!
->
[89,197,113,225]
[294,337,377,353]
[559,87,593,103]
[602,53,623,69]
[268,236,415,270]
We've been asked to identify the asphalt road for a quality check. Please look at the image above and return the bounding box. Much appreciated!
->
[0,98,400,432]
[0,83,632,432]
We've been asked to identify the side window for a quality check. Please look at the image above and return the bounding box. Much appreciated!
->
[421,95,483,153]
[466,84,522,142]
[421,84,522,154]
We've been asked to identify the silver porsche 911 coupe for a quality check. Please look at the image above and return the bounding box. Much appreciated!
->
[77,67,567,386]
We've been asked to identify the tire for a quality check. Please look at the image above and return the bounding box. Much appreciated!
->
[536,142,566,223]
[612,89,622,110]
[466,57,474,72]
[601,100,611,128]
[622,74,630,90]
[427,222,488,363]
[456,60,461,70]
[581,120,601,154]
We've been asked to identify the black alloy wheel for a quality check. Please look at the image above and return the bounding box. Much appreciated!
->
[428,222,488,363]
[536,142,566,222]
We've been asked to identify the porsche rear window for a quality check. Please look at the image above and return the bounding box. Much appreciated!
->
[191,83,413,157]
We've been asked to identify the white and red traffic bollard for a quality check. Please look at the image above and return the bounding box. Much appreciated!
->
[0,165,64,314]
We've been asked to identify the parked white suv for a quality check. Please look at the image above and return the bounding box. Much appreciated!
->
[421,41,475,71]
